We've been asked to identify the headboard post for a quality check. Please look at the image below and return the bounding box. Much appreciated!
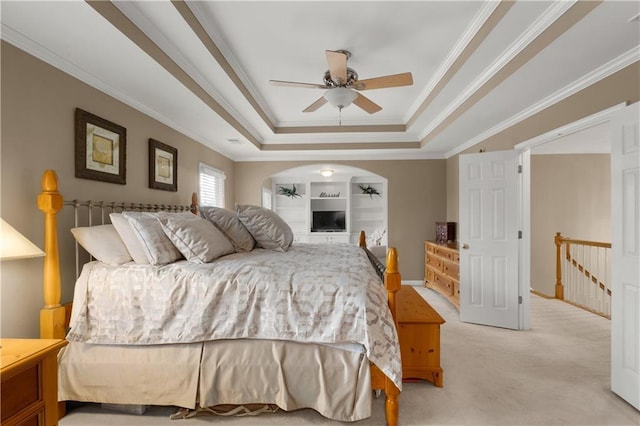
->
[37,170,66,339]
[191,192,199,216]
[358,230,366,248]
[384,247,401,321]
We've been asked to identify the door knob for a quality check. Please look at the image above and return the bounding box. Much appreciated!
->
[461,243,469,249]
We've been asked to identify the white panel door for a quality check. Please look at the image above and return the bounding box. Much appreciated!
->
[611,102,640,410]
[459,150,520,329]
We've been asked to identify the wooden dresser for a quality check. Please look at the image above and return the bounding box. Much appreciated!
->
[424,241,460,309]
[1,339,67,426]
[396,285,445,387]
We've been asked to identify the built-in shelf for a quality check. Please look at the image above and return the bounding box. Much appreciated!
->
[272,176,387,245]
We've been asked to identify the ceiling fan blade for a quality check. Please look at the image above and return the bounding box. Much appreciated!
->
[326,50,348,85]
[303,97,328,112]
[353,93,382,114]
[270,80,327,89]
[352,72,413,90]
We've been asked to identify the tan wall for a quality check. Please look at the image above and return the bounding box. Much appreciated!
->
[234,160,447,282]
[445,62,638,295]
[1,42,234,338]
[531,154,610,296]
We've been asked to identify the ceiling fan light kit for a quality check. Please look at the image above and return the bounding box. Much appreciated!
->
[324,87,358,110]
[270,49,413,115]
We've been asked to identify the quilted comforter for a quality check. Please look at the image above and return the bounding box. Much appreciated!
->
[67,243,402,389]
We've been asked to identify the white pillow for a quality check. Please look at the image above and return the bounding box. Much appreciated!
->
[70,224,132,265]
[199,207,255,252]
[110,213,150,264]
[160,217,234,263]
[236,205,293,252]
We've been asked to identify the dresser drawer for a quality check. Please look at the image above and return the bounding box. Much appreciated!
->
[427,256,444,272]
[1,364,41,422]
[442,261,459,280]
[425,267,435,283]
[433,273,454,296]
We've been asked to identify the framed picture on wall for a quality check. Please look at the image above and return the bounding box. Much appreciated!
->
[149,138,177,192]
[75,108,126,184]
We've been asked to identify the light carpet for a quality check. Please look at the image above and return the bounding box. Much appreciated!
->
[59,287,640,425]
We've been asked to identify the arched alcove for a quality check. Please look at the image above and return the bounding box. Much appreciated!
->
[264,164,388,246]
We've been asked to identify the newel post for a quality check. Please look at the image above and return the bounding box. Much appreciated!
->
[38,170,66,339]
[555,232,564,300]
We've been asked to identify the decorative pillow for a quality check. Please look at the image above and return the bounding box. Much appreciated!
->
[199,206,255,252]
[110,211,197,264]
[110,213,150,264]
[70,224,132,265]
[124,216,183,265]
[236,205,293,252]
[160,217,234,263]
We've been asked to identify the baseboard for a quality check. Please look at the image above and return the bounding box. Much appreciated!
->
[402,280,423,286]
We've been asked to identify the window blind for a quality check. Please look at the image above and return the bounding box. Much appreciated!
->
[199,163,225,207]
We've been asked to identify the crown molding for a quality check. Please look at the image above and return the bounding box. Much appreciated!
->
[418,1,577,142]
[445,49,639,158]
[405,0,503,123]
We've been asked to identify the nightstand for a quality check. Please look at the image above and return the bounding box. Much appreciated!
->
[1,339,67,426]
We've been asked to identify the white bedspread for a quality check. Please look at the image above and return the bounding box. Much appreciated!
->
[67,243,402,389]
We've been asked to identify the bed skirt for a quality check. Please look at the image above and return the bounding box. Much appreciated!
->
[58,339,372,421]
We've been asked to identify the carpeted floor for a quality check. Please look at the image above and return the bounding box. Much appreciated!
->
[60,287,640,425]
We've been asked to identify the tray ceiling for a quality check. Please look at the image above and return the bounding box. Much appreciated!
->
[2,1,638,161]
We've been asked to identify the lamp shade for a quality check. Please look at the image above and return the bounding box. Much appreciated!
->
[0,218,45,260]
[324,87,358,110]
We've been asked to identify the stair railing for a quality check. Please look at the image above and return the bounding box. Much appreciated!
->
[555,232,612,319]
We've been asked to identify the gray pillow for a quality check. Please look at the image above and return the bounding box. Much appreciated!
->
[236,205,293,252]
[160,217,234,263]
[199,206,255,252]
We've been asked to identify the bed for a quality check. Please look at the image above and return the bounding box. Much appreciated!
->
[37,169,402,425]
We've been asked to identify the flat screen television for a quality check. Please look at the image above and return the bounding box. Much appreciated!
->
[312,210,346,232]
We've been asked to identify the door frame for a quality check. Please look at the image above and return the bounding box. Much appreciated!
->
[513,103,627,329]
[454,105,625,331]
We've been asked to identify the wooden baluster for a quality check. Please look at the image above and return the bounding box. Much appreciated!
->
[555,232,564,300]
[38,170,66,339]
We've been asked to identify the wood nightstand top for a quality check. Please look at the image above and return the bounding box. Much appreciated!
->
[1,339,67,373]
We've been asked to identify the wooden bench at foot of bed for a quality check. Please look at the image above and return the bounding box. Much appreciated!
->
[37,170,401,426]
[396,285,445,387]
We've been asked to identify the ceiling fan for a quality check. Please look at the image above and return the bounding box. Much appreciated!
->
[270,50,413,114]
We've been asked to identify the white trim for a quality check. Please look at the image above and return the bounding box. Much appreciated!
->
[514,102,627,152]
[518,150,531,330]
[405,1,501,122]
[402,280,424,287]
[446,48,639,158]
[419,1,576,142]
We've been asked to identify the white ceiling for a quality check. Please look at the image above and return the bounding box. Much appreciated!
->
[2,1,638,161]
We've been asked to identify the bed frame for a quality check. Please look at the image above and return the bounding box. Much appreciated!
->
[37,169,401,426]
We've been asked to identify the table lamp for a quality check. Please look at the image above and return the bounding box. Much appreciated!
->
[0,218,45,260]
